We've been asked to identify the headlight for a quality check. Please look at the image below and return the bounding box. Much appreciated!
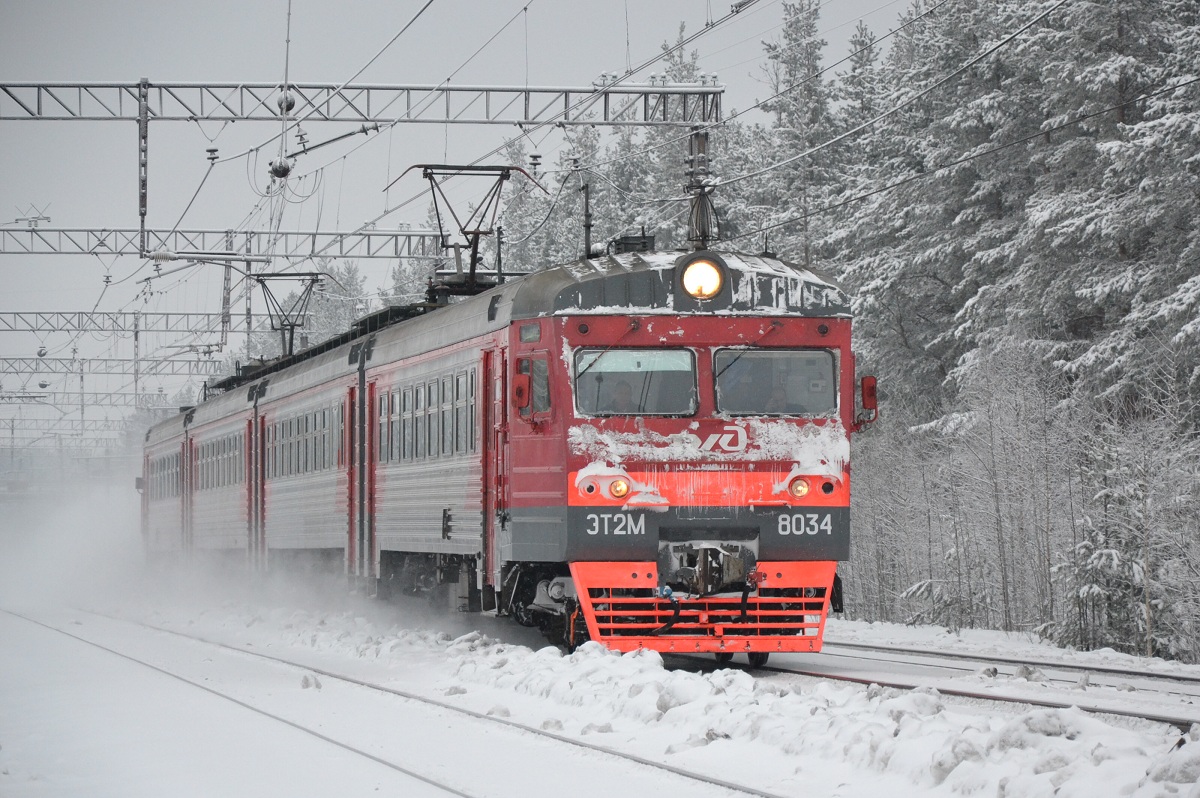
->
[681,259,723,299]
[609,478,630,499]
[788,477,810,498]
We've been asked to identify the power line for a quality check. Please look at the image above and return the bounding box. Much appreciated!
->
[227,0,439,164]
[296,2,763,267]
[297,2,541,182]
[726,76,1200,242]
[567,0,953,182]
[718,0,1072,188]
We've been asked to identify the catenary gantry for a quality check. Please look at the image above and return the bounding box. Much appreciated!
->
[0,358,225,377]
[0,81,722,126]
[0,228,441,260]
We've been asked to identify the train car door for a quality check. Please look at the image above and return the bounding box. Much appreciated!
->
[249,413,266,570]
[482,348,509,590]
[345,385,358,575]
[346,337,376,582]
[364,378,378,580]
[139,451,149,551]
[182,436,194,552]
[246,381,269,571]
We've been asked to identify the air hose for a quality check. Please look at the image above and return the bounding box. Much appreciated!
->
[650,587,680,635]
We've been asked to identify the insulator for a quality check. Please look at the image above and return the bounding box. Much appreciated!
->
[269,158,293,179]
[206,148,218,162]
[151,250,172,263]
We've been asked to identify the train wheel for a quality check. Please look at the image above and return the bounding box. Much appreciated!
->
[747,652,770,668]
[512,602,539,627]
[714,652,734,665]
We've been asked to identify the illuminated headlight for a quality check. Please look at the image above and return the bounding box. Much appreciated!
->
[681,259,723,299]
[788,477,810,498]
[609,478,631,499]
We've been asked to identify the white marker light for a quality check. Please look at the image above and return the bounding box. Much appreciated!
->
[681,259,723,299]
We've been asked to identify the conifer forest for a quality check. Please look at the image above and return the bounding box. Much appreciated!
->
[313,1,1200,660]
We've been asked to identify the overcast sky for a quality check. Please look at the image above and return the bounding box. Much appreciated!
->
[0,0,903,402]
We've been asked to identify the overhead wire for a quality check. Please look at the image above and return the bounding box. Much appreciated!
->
[213,0,439,167]
[553,0,1065,239]
[283,0,769,271]
[726,75,1200,242]
[510,0,1088,259]
[709,0,901,72]
[16,149,255,426]
[506,174,571,245]
[718,0,1072,188]
[292,1,536,182]
[38,156,222,369]
[507,0,947,239]
[277,0,294,167]
[236,0,538,263]
[569,0,956,177]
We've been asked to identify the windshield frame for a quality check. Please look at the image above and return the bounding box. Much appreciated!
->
[572,347,698,417]
[713,347,839,417]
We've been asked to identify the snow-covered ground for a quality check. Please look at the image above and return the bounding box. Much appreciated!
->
[2,486,1199,797]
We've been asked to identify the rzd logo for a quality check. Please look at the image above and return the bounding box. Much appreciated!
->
[700,425,747,453]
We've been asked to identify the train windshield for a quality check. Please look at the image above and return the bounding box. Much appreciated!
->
[574,349,697,416]
[715,349,837,415]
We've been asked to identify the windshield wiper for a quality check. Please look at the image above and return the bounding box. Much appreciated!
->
[713,321,784,380]
[574,320,640,380]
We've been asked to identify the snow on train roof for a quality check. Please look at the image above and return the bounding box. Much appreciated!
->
[509,249,852,319]
[146,249,851,437]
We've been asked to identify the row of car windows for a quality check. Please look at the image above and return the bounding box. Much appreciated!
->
[266,405,342,480]
[147,452,182,500]
[196,433,245,491]
[151,367,476,493]
[377,368,476,463]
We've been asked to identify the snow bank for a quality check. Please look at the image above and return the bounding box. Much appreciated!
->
[138,598,1200,798]
[445,638,1197,797]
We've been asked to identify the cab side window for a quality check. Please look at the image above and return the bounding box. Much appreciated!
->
[517,356,550,417]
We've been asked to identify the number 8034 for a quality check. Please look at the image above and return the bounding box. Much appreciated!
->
[777,513,833,535]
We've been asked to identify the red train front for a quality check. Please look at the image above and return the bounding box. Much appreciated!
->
[500,249,874,664]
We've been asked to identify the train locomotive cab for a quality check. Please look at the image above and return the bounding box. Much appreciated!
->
[500,250,870,663]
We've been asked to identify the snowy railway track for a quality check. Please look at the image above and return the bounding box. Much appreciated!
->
[4,608,477,798]
[823,639,1200,687]
[14,607,792,798]
[673,643,1200,732]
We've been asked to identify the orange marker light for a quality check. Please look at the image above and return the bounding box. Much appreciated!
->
[788,477,810,498]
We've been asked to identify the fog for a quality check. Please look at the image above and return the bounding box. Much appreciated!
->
[0,465,542,652]
[0,467,144,612]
